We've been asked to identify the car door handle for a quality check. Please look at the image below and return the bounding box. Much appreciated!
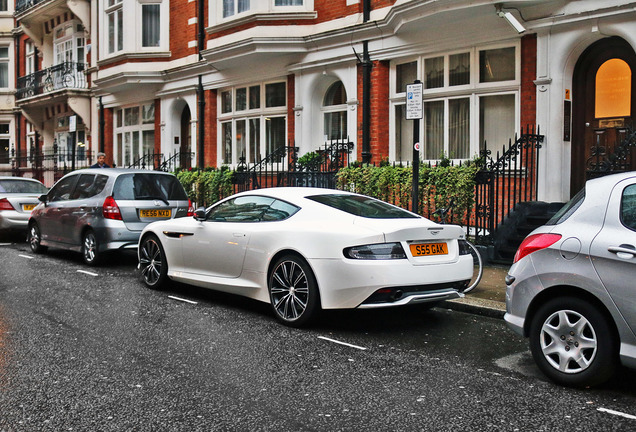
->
[233,233,246,237]
[608,244,636,258]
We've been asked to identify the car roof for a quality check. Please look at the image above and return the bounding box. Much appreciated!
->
[0,176,45,184]
[60,168,177,177]
[233,187,356,201]
[586,171,636,190]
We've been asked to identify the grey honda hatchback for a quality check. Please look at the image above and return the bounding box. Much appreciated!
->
[28,169,193,265]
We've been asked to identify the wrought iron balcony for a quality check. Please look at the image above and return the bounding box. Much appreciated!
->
[15,0,48,14]
[16,62,88,100]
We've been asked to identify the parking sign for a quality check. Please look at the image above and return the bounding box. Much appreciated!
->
[405,82,423,120]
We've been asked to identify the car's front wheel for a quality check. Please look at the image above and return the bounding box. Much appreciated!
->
[28,222,47,254]
[268,255,320,327]
[138,234,168,289]
[529,296,618,387]
[82,229,100,266]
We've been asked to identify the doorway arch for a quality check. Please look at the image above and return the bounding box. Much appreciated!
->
[571,37,636,195]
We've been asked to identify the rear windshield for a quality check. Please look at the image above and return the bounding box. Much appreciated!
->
[112,173,188,201]
[547,188,585,225]
[0,179,47,194]
[307,194,419,219]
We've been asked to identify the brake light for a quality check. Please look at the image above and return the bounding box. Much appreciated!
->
[513,233,562,263]
[103,196,122,220]
[187,199,194,217]
[0,198,15,211]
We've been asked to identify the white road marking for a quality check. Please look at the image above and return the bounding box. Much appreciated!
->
[18,254,34,259]
[318,336,367,351]
[77,269,99,277]
[0,243,12,246]
[597,408,636,420]
[168,295,198,305]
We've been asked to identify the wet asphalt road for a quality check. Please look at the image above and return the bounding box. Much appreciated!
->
[0,241,636,431]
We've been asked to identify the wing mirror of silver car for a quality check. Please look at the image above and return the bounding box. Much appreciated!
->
[193,207,206,221]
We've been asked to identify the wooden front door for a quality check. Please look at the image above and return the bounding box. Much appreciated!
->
[571,37,636,196]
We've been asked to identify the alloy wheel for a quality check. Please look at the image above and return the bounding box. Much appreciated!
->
[269,258,313,324]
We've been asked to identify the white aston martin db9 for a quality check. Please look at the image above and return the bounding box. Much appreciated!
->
[137,187,474,326]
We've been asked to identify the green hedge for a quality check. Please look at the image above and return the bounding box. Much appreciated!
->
[174,162,479,226]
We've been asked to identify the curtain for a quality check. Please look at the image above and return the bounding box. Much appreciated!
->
[275,0,303,5]
[142,4,160,47]
[449,98,470,158]
[424,101,444,159]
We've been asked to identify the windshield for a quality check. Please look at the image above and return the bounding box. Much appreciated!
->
[307,194,419,219]
[0,179,47,194]
[112,173,188,201]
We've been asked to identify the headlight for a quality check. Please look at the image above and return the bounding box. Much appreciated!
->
[344,242,406,260]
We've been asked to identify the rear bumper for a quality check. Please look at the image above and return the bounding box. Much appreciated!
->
[0,211,30,231]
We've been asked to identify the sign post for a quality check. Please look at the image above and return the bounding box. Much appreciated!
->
[69,115,77,171]
[406,81,423,214]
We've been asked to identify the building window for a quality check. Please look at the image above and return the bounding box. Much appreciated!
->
[0,1,7,12]
[25,42,35,75]
[275,0,303,5]
[54,23,85,65]
[107,0,124,54]
[322,81,347,142]
[392,44,518,162]
[0,123,9,164]
[142,4,161,47]
[0,47,8,88]
[223,0,250,18]
[218,81,287,165]
[114,103,155,167]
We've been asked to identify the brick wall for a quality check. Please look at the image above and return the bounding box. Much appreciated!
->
[170,0,199,60]
[205,89,218,168]
[104,108,114,166]
[287,74,295,146]
[520,34,537,129]
[357,60,390,164]
[154,99,161,154]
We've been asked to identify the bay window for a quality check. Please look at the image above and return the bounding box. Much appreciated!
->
[107,0,123,54]
[114,103,155,167]
[392,44,519,162]
[219,81,287,166]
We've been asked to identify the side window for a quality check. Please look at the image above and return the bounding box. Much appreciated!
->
[621,184,636,231]
[72,174,109,199]
[207,196,275,222]
[262,199,300,221]
[48,176,78,202]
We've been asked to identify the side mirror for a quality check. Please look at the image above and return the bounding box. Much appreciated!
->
[193,207,206,221]
[38,194,48,205]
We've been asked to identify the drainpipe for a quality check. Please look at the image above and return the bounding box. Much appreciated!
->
[99,96,105,153]
[15,37,21,160]
[197,0,205,168]
[361,1,372,164]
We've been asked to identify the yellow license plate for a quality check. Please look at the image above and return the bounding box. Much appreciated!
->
[23,204,36,211]
[409,243,448,257]
[140,209,171,218]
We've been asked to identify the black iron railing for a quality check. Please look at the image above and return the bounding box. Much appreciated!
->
[16,62,87,100]
[127,150,194,172]
[15,0,47,14]
[472,125,544,244]
[4,148,95,187]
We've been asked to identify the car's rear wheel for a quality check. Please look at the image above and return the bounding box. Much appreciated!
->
[28,222,47,254]
[529,297,618,387]
[139,234,168,289]
[268,255,320,327]
[82,229,100,266]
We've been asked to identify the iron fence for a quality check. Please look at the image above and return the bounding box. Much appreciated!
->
[16,62,88,100]
[1,149,95,187]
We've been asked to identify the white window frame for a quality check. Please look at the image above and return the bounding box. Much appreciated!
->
[389,42,520,164]
[0,121,10,165]
[217,80,287,167]
[137,0,168,51]
[211,0,314,27]
[105,0,124,55]
[0,45,9,89]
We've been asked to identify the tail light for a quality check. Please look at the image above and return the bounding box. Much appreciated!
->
[103,196,122,220]
[187,199,194,217]
[513,233,562,263]
[0,198,15,211]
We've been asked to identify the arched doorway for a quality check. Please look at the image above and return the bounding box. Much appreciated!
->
[180,105,192,169]
[571,37,636,195]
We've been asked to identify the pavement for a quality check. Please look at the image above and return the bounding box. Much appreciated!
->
[440,264,510,319]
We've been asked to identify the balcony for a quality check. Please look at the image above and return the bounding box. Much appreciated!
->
[15,0,48,15]
[16,62,88,100]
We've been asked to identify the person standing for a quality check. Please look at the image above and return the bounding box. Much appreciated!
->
[91,152,111,168]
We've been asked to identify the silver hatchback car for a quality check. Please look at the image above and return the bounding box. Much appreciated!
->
[0,176,48,238]
[28,169,193,265]
[505,171,636,387]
